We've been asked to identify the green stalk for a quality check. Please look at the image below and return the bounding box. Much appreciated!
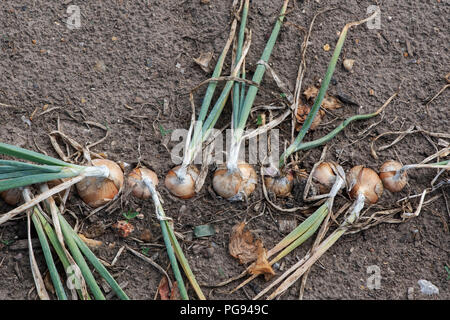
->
[278,12,379,168]
[235,0,289,135]
[270,202,328,255]
[160,220,189,299]
[36,208,90,300]
[58,214,129,300]
[189,20,237,151]
[232,0,250,127]
[31,207,68,300]
[268,227,346,300]
[0,142,79,167]
[58,214,106,300]
[270,203,328,263]
[0,169,81,192]
[293,110,388,152]
[166,223,206,300]
[143,178,189,300]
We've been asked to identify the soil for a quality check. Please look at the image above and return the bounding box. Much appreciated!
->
[0,0,448,300]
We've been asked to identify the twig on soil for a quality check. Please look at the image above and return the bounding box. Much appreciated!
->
[125,245,172,290]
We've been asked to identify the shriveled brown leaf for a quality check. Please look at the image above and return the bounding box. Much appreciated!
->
[78,234,103,249]
[112,220,134,238]
[43,272,56,295]
[303,86,319,100]
[248,241,275,277]
[295,105,325,130]
[321,95,342,110]
[229,222,272,274]
[229,222,257,264]
[303,85,342,110]
[170,282,181,300]
[157,276,179,300]
[193,52,214,72]
[157,276,171,300]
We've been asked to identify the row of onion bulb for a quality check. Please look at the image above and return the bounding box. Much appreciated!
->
[0,159,408,209]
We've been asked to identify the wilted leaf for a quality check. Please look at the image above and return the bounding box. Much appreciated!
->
[248,241,275,277]
[157,276,180,300]
[78,234,103,249]
[112,220,135,238]
[295,105,324,130]
[321,95,342,110]
[157,276,170,300]
[303,85,342,110]
[194,52,214,72]
[229,221,272,277]
[303,86,319,100]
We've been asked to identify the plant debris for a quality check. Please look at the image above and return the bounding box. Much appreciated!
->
[112,220,135,238]
[229,222,274,276]
[193,52,214,72]
[157,276,180,300]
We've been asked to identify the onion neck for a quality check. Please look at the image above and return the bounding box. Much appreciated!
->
[344,193,365,226]
[226,135,243,173]
[143,177,167,221]
[82,165,110,178]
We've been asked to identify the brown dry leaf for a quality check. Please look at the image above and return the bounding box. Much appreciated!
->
[229,221,272,273]
[157,276,180,300]
[303,86,319,100]
[295,105,324,130]
[248,241,275,277]
[157,276,170,300]
[43,272,55,295]
[112,220,135,238]
[170,282,181,300]
[78,234,103,249]
[303,86,342,110]
[229,222,257,264]
[193,52,214,72]
[321,95,342,110]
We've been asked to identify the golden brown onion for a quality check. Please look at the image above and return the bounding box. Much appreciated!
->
[0,188,22,206]
[264,171,294,198]
[76,159,124,208]
[312,162,337,194]
[164,165,199,199]
[213,163,257,200]
[347,165,383,204]
[127,167,159,200]
[379,160,407,193]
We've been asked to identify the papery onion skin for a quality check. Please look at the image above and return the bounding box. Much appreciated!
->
[165,165,199,199]
[313,162,337,194]
[0,188,22,206]
[76,159,124,208]
[347,165,383,204]
[379,160,407,193]
[264,171,294,198]
[127,167,159,200]
[213,163,257,200]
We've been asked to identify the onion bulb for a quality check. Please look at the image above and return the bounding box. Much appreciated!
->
[347,165,383,204]
[0,188,22,206]
[165,165,199,199]
[213,162,257,200]
[312,162,338,194]
[264,171,294,198]
[379,160,407,193]
[127,167,159,200]
[76,159,124,208]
